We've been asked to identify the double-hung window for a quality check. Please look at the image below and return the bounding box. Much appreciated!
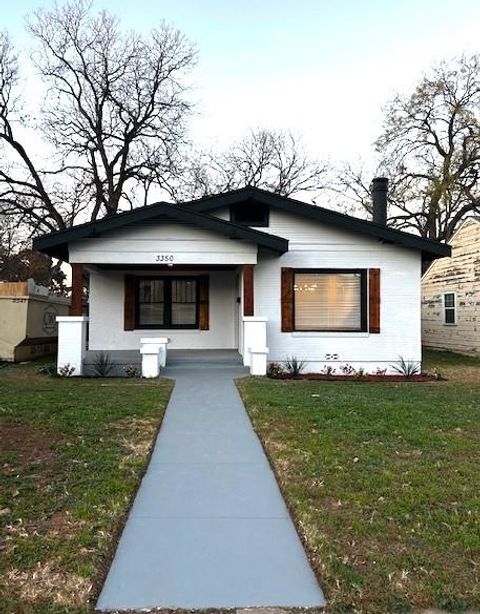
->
[136,277,198,329]
[443,292,456,325]
[293,269,367,332]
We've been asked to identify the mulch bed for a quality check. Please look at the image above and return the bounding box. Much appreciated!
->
[272,374,439,382]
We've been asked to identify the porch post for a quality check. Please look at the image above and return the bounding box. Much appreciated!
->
[56,316,89,376]
[242,265,254,317]
[69,263,84,316]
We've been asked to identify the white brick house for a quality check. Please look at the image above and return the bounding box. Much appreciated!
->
[33,180,449,376]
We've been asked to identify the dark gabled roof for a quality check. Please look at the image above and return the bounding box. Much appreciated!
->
[183,186,451,260]
[32,200,289,261]
[33,186,451,262]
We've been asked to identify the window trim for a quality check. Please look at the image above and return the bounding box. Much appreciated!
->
[230,201,269,227]
[292,268,368,333]
[135,276,200,330]
[443,291,456,326]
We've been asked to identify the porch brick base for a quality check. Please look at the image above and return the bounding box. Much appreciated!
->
[243,317,268,375]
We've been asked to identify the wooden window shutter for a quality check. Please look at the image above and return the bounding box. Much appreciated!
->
[198,275,209,330]
[124,275,136,331]
[281,268,294,332]
[368,268,381,333]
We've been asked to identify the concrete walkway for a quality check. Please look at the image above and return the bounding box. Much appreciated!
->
[97,356,325,610]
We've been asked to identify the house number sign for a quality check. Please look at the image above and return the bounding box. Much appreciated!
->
[155,254,175,262]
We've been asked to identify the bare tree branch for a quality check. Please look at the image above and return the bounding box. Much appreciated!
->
[169,129,329,202]
[0,1,196,240]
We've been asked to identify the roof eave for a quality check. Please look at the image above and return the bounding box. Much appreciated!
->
[184,188,451,261]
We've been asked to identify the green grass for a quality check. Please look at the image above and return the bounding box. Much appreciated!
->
[237,350,480,613]
[0,359,173,613]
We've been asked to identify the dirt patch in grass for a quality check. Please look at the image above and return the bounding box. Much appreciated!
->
[0,423,60,472]
[43,511,87,540]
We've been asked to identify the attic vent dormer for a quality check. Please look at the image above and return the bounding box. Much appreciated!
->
[230,200,269,227]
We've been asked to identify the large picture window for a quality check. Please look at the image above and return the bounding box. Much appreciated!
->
[136,277,198,329]
[293,269,367,332]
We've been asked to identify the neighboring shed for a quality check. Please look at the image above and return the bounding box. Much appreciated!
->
[0,280,70,362]
[421,218,480,356]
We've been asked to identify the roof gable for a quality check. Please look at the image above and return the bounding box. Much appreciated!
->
[183,186,451,260]
[33,201,289,261]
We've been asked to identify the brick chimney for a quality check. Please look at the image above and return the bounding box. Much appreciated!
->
[371,177,388,225]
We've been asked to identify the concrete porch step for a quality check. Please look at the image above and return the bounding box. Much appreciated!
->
[83,349,244,376]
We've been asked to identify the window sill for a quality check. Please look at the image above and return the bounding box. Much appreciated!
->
[290,331,370,338]
[132,329,202,334]
[443,323,457,327]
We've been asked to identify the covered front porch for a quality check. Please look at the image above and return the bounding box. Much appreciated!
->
[33,194,288,377]
[58,263,269,377]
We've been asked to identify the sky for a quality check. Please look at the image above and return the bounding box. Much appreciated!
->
[3,0,480,166]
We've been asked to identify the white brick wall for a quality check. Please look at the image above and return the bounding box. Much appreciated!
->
[251,211,423,373]
[70,223,257,265]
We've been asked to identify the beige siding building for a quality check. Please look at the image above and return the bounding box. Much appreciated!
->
[422,218,480,355]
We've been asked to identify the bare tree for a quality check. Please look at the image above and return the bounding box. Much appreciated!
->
[337,55,480,242]
[0,0,196,235]
[170,129,329,201]
[0,32,68,234]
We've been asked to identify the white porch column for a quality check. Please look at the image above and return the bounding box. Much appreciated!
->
[242,316,268,372]
[56,316,88,376]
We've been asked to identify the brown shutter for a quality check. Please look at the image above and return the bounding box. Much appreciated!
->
[69,263,84,316]
[281,268,294,332]
[198,275,209,330]
[124,275,136,331]
[242,265,254,317]
[368,268,381,333]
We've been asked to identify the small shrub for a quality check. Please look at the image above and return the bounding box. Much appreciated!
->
[321,365,336,377]
[92,352,115,377]
[422,367,443,380]
[374,367,387,378]
[58,363,75,377]
[267,362,285,379]
[340,363,355,376]
[354,367,367,380]
[390,356,421,378]
[284,356,306,376]
[37,364,57,377]
[124,363,140,378]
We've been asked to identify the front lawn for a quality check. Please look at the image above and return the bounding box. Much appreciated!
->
[238,350,480,613]
[0,360,173,613]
